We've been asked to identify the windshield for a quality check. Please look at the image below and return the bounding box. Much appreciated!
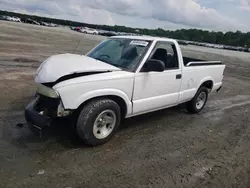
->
[87,38,151,71]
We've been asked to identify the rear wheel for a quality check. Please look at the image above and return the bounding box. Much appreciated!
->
[76,98,121,146]
[186,87,208,114]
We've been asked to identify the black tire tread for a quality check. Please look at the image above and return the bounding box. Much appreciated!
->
[76,98,120,146]
[186,86,208,114]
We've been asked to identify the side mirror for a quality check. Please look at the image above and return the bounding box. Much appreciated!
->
[144,59,165,72]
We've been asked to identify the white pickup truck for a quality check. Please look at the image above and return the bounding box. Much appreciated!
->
[25,36,225,146]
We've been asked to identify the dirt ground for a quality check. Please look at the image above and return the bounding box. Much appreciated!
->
[0,21,250,188]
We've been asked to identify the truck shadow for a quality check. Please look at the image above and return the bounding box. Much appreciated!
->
[43,104,188,148]
[5,103,188,150]
[120,104,187,130]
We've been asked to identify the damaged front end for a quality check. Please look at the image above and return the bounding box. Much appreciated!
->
[25,84,71,134]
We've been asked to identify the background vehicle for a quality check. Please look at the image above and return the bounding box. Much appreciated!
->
[80,27,98,35]
[40,22,57,27]
[25,36,225,146]
[5,16,21,22]
[41,22,50,26]
[75,27,81,32]
[0,15,6,20]
[99,30,117,37]
[22,18,40,25]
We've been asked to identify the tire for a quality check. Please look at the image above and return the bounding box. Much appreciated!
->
[76,98,121,146]
[186,87,208,114]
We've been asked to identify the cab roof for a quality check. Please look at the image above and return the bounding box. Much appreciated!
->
[111,35,177,43]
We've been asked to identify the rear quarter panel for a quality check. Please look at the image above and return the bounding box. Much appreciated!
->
[179,65,225,103]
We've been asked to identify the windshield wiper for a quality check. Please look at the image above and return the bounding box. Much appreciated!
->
[94,57,131,72]
[94,57,128,70]
[108,62,131,71]
[107,62,124,69]
[94,57,109,64]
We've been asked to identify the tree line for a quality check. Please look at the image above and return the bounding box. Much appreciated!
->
[1,10,250,47]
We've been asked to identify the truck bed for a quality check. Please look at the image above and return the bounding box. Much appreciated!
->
[183,56,222,66]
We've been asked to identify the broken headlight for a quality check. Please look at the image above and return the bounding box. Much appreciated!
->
[36,84,59,98]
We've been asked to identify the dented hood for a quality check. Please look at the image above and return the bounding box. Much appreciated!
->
[35,53,121,83]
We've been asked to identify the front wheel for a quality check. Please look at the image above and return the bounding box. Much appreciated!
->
[186,87,208,114]
[76,99,121,146]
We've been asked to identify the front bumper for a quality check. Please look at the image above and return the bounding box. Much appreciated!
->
[25,93,72,133]
[25,96,52,130]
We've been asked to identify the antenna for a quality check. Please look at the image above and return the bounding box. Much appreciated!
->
[72,37,82,54]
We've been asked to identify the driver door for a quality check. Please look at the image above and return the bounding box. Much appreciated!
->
[132,41,182,114]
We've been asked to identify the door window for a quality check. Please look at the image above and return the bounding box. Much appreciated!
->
[146,42,179,70]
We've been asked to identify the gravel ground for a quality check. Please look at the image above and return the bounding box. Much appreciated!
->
[0,21,250,188]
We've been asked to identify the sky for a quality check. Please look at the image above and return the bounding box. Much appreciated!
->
[0,0,250,32]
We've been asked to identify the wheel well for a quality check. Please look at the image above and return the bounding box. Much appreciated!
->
[201,80,213,91]
[76,95,127,118]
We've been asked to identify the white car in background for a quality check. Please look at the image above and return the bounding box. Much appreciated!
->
[6,16,21,22]
[80,27,98,35]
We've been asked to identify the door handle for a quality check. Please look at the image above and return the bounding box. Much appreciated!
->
[176,74,182,79]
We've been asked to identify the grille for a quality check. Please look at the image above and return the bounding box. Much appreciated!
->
[35,94,60,117]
